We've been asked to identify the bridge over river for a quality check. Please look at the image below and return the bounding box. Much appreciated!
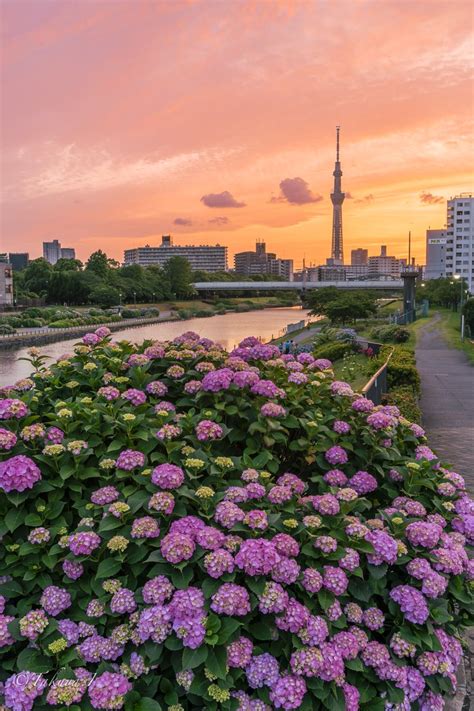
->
[193,280,403,291]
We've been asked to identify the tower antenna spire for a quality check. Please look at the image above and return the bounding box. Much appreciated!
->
[330,126,345,264]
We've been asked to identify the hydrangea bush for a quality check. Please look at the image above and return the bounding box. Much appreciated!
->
[0,330,473,711]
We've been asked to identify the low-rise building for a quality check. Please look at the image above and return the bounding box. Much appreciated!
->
[124,235,228,272]
[425,229,447,280]
[0,262,13,309]
[234,241,293,280]
[9,253,29,271]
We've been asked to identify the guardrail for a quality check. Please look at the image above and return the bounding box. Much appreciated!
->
[361,346,394,405]
[0,315,178,349]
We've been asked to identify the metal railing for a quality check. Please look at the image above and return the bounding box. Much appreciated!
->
[361,346,394,405]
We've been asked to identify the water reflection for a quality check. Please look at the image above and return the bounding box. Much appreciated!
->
[0,307,313,386]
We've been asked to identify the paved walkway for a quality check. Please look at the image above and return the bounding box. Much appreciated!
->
[416,314,474,490]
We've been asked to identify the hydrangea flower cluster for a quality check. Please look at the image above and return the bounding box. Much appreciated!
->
[0,330,471,710]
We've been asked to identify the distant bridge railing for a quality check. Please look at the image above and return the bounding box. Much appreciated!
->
[193,280,403,291]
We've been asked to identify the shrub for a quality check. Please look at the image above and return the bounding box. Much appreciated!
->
[373,346,421,394]
[382,386,422,424]
[370,325,410,344]
[0,332,472,710]
[313,341,355,362]
[0,324,15,335]
[121,309,139,319]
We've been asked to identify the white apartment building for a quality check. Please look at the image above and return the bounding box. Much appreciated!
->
[445,194,474,291]
[124,236,228,272]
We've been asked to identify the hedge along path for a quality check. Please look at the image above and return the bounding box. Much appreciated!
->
[0,328,472,711]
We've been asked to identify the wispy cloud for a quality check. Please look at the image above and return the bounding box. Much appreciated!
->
[174,217,193,226]
[419,191,444,205]
[208,216,230,225]
[4,143,234,201]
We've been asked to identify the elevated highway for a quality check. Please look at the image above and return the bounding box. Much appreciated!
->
[193,280,403,291]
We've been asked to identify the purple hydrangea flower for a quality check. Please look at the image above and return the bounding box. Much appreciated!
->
[211,583,250,616]
[160,532,195,564]
[235,539,281,576]
[0,455,41,492]
[4,672,47,711]
[195,419,223,441]
[40,585,72,616]
[325,445,348,465]
[88,672,132,709]
[390,585,429,624]
[151,463,185,490]
[115,449,145,470]
[227,636,254,668]
[270,675,307,710]
[246,653,280,689]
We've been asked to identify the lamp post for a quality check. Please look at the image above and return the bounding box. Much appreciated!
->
[133,291,137,306]
[152,292,156,303]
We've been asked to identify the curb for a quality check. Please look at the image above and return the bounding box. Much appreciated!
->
[445,654,467,711]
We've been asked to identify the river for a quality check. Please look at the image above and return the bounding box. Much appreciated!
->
[0,307,313,386]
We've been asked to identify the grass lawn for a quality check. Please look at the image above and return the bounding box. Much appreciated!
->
[332,353,372,392]
[435,308,474,365]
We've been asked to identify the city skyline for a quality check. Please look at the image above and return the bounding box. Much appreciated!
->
[1,0,473,265]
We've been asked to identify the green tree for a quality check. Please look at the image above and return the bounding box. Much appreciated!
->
[85,250,110,278]
[48,271,90,305]
[89,285,121,308]
[23,258,53,296]
[54,258,83,272]
[164,257,194,299]
[306,287,340,315]
[462,298,474,333]
[325,296,376,324]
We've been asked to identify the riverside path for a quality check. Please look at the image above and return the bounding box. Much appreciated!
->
[415,314,474,491]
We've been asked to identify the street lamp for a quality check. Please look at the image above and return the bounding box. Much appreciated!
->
[152,292,156,303]
[133,291,137,306]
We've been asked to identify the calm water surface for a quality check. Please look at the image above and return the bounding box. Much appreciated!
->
[0,307,313,386]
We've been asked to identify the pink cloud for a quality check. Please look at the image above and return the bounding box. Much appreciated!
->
[201,191,246,208]
[0,0,472,266]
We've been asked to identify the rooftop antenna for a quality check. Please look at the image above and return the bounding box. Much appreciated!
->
[336,125,340,161]
[408,231,411,264]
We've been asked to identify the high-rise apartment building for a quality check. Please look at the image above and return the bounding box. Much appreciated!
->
[351,248,368,266]
[425,229,447,280]
[8,253,29,271]
[124,235,228,272]
[445,194,473,291]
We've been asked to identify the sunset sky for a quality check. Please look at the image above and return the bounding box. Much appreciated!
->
[1,0,473,268]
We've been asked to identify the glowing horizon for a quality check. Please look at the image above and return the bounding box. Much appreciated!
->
[1,0,473,267]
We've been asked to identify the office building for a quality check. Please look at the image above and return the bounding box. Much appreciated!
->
[43,240,62,265]
[445,194,474,291]
[124,235,228,272]
[234,241,293,280]
[0,262,13,308]
[43,240,76,265]
[9,253,29,271]
[60,248,76,260]
[425,230,447,280]
[351,248,368,266]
